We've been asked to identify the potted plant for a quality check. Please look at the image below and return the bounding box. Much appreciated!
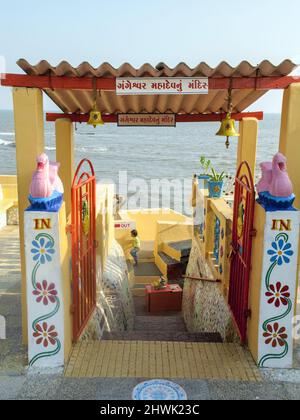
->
[208,167,226,199]
[198,156,212,188]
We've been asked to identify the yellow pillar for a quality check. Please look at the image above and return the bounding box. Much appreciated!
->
[55,119,74,218]
[237,118,258,178]
[58,203,73,361]
[13,87,45,344]
[279,83,300,209]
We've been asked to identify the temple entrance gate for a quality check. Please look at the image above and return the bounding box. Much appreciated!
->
[71,159,97,342]
[228,161,256,343]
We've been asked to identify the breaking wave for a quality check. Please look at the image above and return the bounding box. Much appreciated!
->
[0,139,14,146]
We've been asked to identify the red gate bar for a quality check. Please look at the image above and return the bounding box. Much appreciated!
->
[71,159,97,342]
[46,111,264,123]
[228,161,255,344]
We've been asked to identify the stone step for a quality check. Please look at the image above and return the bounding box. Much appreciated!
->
[134,315,187,332]
[132,283,150,297]
[157,251,185,282]
[134,262,162,277]
[102,331,223,343]
[167,239,192,258]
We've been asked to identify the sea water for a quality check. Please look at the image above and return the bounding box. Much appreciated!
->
[0,111,281,212]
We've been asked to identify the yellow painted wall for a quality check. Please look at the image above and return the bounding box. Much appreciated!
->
[55,119,74,219]
[13,87,45,344]
[237,118,258,179]
[0,176,18,202]
[96,184,115,270]
[118,209,189,243]
[115,228,134,260]
[279,83,300,286]
[0,176,18,215]
[280,84,300,209]
[155,221,193,251]
[247,202,266,360]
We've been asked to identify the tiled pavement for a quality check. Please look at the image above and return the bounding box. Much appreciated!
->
[64,341,262,382]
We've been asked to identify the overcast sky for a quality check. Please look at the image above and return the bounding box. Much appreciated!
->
[0,0,299,111]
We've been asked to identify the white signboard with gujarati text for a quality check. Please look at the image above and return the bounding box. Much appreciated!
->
[116,78,209,96]
[118,114,176,127]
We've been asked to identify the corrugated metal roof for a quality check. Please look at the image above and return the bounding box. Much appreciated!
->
[17,59,297,115]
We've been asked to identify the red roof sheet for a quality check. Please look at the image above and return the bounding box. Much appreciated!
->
[17,59,297,115]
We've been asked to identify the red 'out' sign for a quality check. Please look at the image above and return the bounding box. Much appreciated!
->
[115,221,136,230]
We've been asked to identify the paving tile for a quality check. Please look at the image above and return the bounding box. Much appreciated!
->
[65,341,262,382]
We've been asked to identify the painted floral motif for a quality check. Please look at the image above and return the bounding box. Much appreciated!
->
[33,280,58,306]
[29,233,61,367]
[263,323,288,348]
[31,237,55,264]
[259,233,294,368]
[265,282,290,308]
[267,239,293,266]
[220,246,224,258]
[33,322,58,348]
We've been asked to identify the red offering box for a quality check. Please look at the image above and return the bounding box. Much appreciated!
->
[145,284,183,313]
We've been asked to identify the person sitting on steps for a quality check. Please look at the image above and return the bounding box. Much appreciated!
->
[130,229,141,267]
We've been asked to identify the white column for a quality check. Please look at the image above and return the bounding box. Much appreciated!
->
[256,207,299,368]
[24,207,67,369]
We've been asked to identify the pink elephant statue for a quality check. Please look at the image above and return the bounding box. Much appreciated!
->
[30,153,64,198]
[256,162,273,194]
[269,153,293,197]
[49,162,64,194]
[257,153,293,198]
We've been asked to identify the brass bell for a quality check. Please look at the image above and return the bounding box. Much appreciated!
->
[216,113,240,137]
[216,113,240,149]
[87,104,104,128]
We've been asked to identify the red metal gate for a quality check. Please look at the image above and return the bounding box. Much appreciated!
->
[228,161,256,344]
[71,159,97,342]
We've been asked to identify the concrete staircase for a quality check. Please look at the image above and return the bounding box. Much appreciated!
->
[131,261,162,297]
[155,239,192,284]
[130,239,192,296]
[102,315,223,343]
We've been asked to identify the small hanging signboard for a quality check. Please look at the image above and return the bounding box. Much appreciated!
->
[115,221,137,230]
[116,78,209,96]
[118,113,176,127]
